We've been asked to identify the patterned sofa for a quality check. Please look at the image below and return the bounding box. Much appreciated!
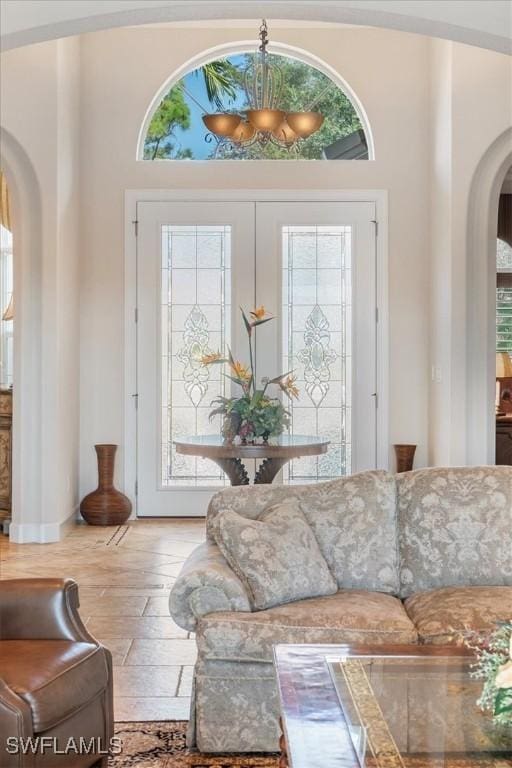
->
[169,466,512,753]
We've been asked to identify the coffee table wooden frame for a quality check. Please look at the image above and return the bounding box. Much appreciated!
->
[274,644,475,768]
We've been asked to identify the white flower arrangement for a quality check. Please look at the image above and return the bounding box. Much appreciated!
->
[463,621,512,728]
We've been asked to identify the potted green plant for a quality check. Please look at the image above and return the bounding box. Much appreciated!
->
[200,306,299,444]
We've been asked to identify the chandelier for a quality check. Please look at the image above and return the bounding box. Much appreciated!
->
[202,20,324,152]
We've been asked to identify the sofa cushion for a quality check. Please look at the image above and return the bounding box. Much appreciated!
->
[197,591,418,662]
[212,500,337,610]
[208,471,399,595]
[397,466,512,597]
[299,470,399,594]
[404,586,512,644]
[0,640,109,732]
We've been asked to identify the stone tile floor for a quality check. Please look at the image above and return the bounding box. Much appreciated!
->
[0,518,206,721]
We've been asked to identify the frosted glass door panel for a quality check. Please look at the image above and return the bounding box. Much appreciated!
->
[282,226,352,481]
[161,225,231,487]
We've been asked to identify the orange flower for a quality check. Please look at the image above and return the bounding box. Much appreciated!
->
[280,374,300,400]
[230,360,251,382]
[250,305,271,323]
[200,351,223,366]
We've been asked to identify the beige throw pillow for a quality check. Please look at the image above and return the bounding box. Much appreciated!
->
[213,499,337,611]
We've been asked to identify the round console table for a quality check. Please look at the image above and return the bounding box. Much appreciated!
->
[174,435,329,486]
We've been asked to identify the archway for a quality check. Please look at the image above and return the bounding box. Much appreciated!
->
[2,2,509,55]
[0,128,43,542]
[466,128,512,464]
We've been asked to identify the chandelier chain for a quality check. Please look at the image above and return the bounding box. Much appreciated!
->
[259,19,269,53]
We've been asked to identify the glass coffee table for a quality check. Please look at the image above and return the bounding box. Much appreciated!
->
[274,644,512,768]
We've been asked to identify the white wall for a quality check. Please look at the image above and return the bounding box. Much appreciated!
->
[0,23,510,537]
[0,37,81,541]
[428,39,453,465]
[78,25,431,498]
[55,38,81,527]
[429,40,512,465]
[450,44,512,463]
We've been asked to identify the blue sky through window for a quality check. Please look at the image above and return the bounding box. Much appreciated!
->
[171,55,247,159]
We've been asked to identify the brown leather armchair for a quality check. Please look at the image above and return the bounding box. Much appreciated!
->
[0,579,113,767]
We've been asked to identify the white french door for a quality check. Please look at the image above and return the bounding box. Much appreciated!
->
[256,202,377,478]
[136,199,377,517]
[137,202,254,516]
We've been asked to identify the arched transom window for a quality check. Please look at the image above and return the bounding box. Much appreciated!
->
[141,47,371,161]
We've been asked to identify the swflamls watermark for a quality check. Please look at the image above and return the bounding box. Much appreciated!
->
[5,736,123,755]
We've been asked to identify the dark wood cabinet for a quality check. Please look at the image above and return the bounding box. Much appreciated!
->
[496,416,512,465]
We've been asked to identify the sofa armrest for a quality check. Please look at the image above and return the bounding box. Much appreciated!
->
[0,679,34,768]
[169,542,251,632]
[0,578,95,642]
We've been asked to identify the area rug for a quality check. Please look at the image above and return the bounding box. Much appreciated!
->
[112,722,510,767]
[111,722,279,768]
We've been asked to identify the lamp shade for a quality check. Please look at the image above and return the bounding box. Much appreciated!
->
[2,295,13,321]
[246,109,285,132]
[286,111,324,138]
[230,121,256,143]
[496,352,512,378]
[202,114,241,138]
[272,120,298,145]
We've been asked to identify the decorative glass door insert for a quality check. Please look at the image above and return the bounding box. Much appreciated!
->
[161,225,231,487]
[282,225,352,481]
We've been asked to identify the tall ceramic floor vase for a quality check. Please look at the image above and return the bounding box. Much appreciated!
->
[80,444,132,525]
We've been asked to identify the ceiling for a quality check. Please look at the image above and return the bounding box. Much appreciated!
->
[1,1,511,54]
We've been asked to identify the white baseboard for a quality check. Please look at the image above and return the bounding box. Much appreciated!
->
[9,506,80,543]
